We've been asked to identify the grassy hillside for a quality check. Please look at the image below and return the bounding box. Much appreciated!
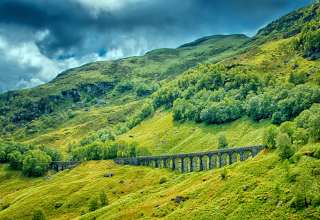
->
[0,2,319,220]
[0,147,319,220]
[119,112,269,155]
[0,34,249,149]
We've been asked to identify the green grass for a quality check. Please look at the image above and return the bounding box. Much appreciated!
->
[120,111,270,155]
[0,3,320,220]
[0,149,319,220]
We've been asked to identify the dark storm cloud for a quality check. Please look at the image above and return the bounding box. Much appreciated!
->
[0,0,313,92]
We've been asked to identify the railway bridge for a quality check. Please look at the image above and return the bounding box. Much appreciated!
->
[114,145,266,172]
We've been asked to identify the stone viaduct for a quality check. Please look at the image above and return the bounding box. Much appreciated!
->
[114,145,266,172]
[50,161,80,171]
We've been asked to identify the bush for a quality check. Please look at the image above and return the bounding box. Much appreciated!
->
[292,128,309,146]
[32,209,46,220]
[263,126,278,149]
[115,81,134,93]
[220,168,228,180]
[246,94,275,121]
[136,83,158,96]
[218,135,228,149]
[294,21,320,59]
[279,121,295,138]
[8,150,22,169]
[88,197,98,212]
[289,71,307,85]
[22,150,52,177]
[99,190,108,207]
[276,133,294,160]
[200,98,243,124]
[309,114,320,141]
[41,147,62,162]
[159,177,168,184]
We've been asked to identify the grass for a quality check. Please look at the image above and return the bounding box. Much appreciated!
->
[120,111,270,155]
[0,150,319,220]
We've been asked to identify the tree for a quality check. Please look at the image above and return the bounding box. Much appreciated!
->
[8,150,22,169]
[246,94,275,121]
[292,128,309,146]
[42,147,62,162]
[279,121,295,138]
[218,135,228,149]
[309,114,320,141]
[0,148,5,163]
[263,126,278,149]
[276,133,294,160]
[22,150,52,177]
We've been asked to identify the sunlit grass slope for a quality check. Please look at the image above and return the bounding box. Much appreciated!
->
[0,149,319,220]
[120,111,270,155]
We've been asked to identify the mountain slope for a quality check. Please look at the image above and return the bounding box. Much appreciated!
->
[0,147,319,220]
[0,34,249,149]
[0,2,320,220]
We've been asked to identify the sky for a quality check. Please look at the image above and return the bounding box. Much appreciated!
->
[0,0,313,92]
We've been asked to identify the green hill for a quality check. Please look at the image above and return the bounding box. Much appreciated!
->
[0,2,320,220]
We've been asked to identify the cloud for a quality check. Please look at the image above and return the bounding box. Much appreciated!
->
[0,0,313,92]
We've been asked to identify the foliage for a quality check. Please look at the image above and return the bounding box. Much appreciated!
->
[136,83,159,97]
[220,168,228,180]
[159,177,168,184]
[88,197,99,212]
[276,133,294,160]
[71,141,150,161]
[99,190,108,207]
[293,20,320,59]
[127,101,155,129]
[32,209,46,220]
[115,81,134,93]
[0,142,61,177]
[22,150,52,177]
[218,135,228,149]
[8,150,22,170]
[292,128,309,146]
[289,71,307,85]
[263,126,278,149]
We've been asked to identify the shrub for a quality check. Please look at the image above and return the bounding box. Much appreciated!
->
[159,177,167,184]
[276,133,294,160]
[115,81,134,93]
[220,168,228,180]
[99,190,108,207]
[200,98,243,124]
[218,135,228,149]
[289,71,307,85]
[292,128,309,146]
[88,197,98,211]
[246,94,275,121]
[8,150,22,169]
[309,114,320,141]
[32,209,46,220]
[263,126,278,149]
[41,147,62,162]
[0,149,5,163]
[279,121,295,138]
[22,150,52,177]
[314,148,320,159]
[136,83,158,96]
